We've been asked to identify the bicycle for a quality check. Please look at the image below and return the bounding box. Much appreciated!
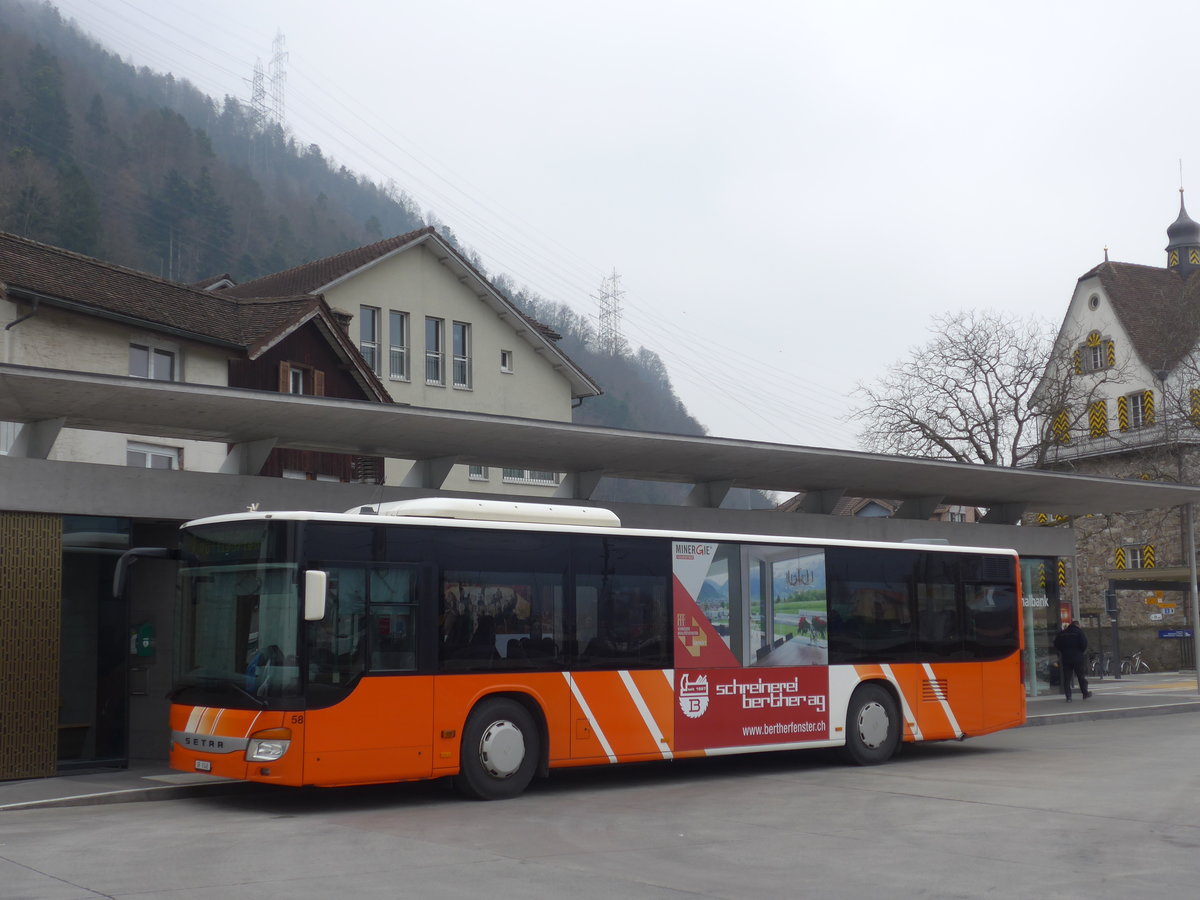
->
[1121,648,1151,675]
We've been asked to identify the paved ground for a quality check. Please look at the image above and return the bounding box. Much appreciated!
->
[3,671,1197,813]
[4,687,1200,900]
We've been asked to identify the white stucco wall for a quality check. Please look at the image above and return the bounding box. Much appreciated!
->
[1047,277,1158,440]
[326,243,575,420]
[1,302,231,470]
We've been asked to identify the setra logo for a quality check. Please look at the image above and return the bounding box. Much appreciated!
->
[679,673,710,719]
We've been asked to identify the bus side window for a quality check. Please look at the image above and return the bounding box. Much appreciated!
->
[964,585,1017,659]
[371,604,416,671]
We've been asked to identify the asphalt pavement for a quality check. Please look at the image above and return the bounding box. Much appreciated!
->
[3,670,1198,813]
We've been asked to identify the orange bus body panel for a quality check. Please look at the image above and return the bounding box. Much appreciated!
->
[566,670,675,764]
[303,675,435,786]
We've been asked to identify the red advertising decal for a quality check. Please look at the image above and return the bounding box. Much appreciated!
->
[673,575,739,668]
[671,541,739,668]
[674,666,830,751]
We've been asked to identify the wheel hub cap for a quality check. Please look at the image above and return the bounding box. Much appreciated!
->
[857,701,890,749]
[479,720,525,778]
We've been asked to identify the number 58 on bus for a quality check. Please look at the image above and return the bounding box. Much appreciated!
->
[125,498,1024,800]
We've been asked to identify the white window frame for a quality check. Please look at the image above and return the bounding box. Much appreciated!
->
[425,317,445,386]
[500,349,514,374]
[360,306,380,373]
[1127,391,1150,429]
[1086,344,1104,372]
[289,367,306,394]
[389,310,410,381]
[126,441,180,470]
[1124,545,1147,569]
[501,468,559,486]
[129,342,177,381]
[452,321,472,389]
[468,465,489,481]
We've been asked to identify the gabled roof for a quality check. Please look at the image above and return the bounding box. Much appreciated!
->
[219,228,600,399]
[0,231,390,402]
[1080,260,1200,374]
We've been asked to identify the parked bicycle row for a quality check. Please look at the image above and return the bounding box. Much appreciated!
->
[1087,648,1152,676]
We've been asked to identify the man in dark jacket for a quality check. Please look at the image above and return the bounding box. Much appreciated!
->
[1053,620,1092,703]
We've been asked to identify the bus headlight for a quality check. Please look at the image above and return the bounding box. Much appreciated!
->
[246,727,292,762]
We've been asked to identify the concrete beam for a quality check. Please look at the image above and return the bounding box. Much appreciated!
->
[982,502,1029,525]
[218,438,277,476]
[896,495,944,521]
[686,479,734,509]
[555,469,605,500]
[797,488,845,515]
[8,417,65,459]
[401,456,458,489]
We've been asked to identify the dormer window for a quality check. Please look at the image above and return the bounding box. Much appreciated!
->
[1074,331,1114,374]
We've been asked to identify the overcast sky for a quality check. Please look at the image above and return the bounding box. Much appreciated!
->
[49,0,1200,449]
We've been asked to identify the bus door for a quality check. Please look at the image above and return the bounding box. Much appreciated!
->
[302,563,434,785]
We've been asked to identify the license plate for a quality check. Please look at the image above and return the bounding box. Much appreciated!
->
[195,760,212,772]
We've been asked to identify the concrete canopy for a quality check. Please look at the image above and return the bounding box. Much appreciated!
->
[6,363,1200,521]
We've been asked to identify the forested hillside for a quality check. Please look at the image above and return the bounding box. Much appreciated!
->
[0,0,771,507]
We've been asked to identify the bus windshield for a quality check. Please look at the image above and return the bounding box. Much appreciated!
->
[173,522,302,710]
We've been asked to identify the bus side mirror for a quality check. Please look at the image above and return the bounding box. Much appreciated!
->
[304,570,328,621]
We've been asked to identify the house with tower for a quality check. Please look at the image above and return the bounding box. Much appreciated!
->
[1033,191,1200,672]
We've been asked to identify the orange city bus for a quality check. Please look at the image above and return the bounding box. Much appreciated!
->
[156,498,1025,800]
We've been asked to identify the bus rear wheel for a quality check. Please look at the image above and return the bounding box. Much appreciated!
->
[841,683,900,766]
[456,697,539,800]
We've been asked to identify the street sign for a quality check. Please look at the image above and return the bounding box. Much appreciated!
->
[1158,629,1195,639]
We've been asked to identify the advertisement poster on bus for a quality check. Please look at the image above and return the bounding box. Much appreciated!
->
[674,667,830,750]
[672,541,740,668]
[671,541,829,670]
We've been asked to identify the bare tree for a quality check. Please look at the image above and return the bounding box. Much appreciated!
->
[850,309,1126,467]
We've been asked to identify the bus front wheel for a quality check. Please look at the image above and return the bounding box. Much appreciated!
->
[456,697,539,800]
[841,683,900,766]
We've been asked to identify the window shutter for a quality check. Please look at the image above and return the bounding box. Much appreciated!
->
[1143,544,1156,568]
[1117,395,1129,431]
[1114,547,1127,569]
[1073,349,1082,375]
[278,362,291,393]
[1143,390,1155,425]
[1088,400,1108,437]
[1052,409,1071,444]
[313,370,325,397]
[1105,340,1115,368]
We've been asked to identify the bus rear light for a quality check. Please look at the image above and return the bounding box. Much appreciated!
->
[246,727,292,762]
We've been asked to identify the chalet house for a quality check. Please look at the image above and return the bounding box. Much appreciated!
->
[215,227,602,494]
[1032,193,1200,673]
[0,230,390,478]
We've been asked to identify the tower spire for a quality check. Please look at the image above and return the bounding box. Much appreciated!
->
[1165,184,1200,276]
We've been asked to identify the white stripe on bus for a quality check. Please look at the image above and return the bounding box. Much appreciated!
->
[921,662,963,738]
[563,672,617,764]
[619,670,673,760]
[880,664,923,742]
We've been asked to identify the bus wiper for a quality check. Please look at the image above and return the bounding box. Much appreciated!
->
[178,677,267,709]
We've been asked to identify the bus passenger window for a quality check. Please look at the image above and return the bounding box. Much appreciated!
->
[916,584,961,658]
[371,604,416,670]
[964,585,1017,659]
